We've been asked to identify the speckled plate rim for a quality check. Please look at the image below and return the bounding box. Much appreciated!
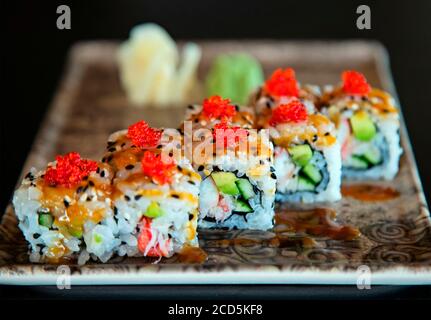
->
[1,40,430,286]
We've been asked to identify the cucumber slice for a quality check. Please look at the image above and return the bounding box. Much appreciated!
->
[301,164,322,185]
[350,110,376,142]
[362,147,382,165]
[38,212,53,228]
[69,228,83,238]
[297,176,315,191]
[233,198,253,213]
[211,172,240,196]
[144,201,164,218]
[288,144,313,167]
[235,178,255,200]
[348,156,369,169]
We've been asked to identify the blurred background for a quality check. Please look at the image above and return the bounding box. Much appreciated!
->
[2,0,431,213]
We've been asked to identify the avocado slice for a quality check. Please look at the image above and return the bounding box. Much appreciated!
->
[38,212,53,228]
[362,147,382,165]
[288,144,313,167]
[297,176,316,191]
[144,201,164,218]
[211,172,240,196]
[235,178,255,200]
[233,198,253,213]
[350,110,376,142]
[301,164,322,185]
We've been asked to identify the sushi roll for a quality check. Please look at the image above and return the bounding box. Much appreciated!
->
[254,96,341,203]
[102,120,201,259]
[319,70,402,180]
[12,152,119,264]
[250,68,321,114]
[184,96,276,230]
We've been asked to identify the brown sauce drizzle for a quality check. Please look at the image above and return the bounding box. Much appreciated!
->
[342,184,400,201]
[275,208,360,241]
[197,207,359,259]
[176,245,208,264]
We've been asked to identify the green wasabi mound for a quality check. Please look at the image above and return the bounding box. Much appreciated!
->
[205,53,264,104]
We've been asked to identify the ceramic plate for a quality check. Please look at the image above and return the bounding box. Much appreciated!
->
[1,41,430,285]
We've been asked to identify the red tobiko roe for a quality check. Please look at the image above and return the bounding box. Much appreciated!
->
[269,100,308,126]
[202,95,236,120]
[264,68,299,98]
[127,120,162,148]
[44,152,98,187]
[213,122,248,148]
[342,70,371,95]
[141,151,175,185]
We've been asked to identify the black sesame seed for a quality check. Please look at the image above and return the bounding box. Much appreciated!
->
[82,185,89,193]
[114,206,118,215]
[169,152,173,157]
[121,142,126,147]
[171,194,180,199]
[271,173,277,179]
[324,132,330,136]
[312,135,318,142]
[235,105,240,111]
[124,195,130,201]
[259,160,264,165]
[197,165,204,171]
[96,167,100,174]
[83,176,89,181]
[107,141,115,147]
[266,101,272,108]
[25,172,34,180]
[194,119,199,123]
[88,181,95,187]
[177,165,182,171]
[188,214,194,221]
[157,145,163,149]
[188,180,196,185]
[101,156,106,163]
[270,167,275,172]
[33,233,41,239]
[134,194,142,201]
[187,105,194,109]
[63,199,70,208]
[100,170,106,178]
[125,164,134,170]
[107,155,113,162]
[168,234,173,239]
[86,196,92,202]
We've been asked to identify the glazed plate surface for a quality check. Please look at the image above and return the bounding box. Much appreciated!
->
[1,41,430,285]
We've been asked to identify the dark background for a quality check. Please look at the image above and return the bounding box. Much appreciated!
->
[1,0,431,301]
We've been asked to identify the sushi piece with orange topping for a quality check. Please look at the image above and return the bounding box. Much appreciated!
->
[319,70,402,180]
[12,152,119,264]
[183,96,276,230]
[102,120,201,259]
[251,68,321,117]
[254,94,342,203]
